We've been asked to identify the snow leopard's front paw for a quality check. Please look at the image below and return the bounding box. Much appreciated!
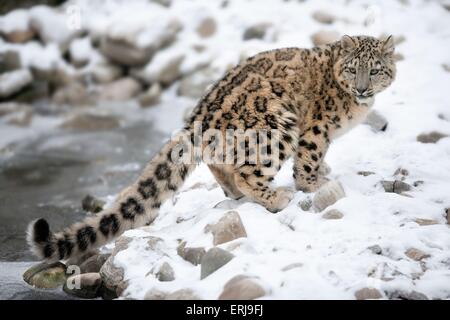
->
[295,177,329,193]
[266,187,295,213]
[318,162,331,176]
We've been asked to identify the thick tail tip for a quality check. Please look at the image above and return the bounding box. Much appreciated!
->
[26,218,53,259]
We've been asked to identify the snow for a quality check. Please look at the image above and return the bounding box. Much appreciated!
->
[0,0,449,299]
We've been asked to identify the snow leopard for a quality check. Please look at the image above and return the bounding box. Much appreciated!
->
[27,35,396,262]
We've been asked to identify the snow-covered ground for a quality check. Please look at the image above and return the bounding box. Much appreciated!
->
[1,0,450,299]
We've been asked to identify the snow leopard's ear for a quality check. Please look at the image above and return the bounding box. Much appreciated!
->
[381,35,395,57]
[341,35,356,54]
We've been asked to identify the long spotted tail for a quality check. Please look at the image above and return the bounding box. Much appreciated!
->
[27,134,196,262]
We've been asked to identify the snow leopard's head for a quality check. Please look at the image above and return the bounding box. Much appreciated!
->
[333,35,396,103]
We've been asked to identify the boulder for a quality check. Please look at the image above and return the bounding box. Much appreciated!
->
[243,23,271,40]
[79,254,110,274]
[0,69,33,98]
[354,287,382,300]
[312,10,336,24]
[311,30,340,46]
[196,17,217,38]
[312,180,345,212]
[322,209,344,220]
[405,248,430,261]
[144,288,168,300]
[368,245,382,255]
[205,211,247,245]
[133,53,185,86]
[218,276,266,300]
[89,63,123,84]
[364,110,388,132]
[166,289,201,300]
[97,77,142,101]
[417,131,448,143]
[200,247,234,279]
[380,180,411,194]
[155,262,175,282]
[23,261,67,289]
[52,82,93,106]
[60,113,120,131]
[138,83,162,108]
[298,197,312,211]
[177,67,218,99]
[0,51,21,72]
[414,218,438,226]
[177,242,206,266]
[387,290,428,300]
[63,273,102,299]
[69,37,93,68]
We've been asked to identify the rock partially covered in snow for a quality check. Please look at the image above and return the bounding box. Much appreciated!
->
[0,51,21,72]
[218,275,266,300]
[387,290,428,300]
[0,69,33,98]
[200,248,234,279]
[205,211,247,245]
[312,10,337,24]
[354,287,383,300]
[311,30,340,46]
[417,131,448,143]
[364,110,388,132]
[177,242,206,266]
[52,82,93,106]
[298,196,312,211]
[405,248,430,261]
[154,262,175,282]
[381,180,411,194]
[139,83,162,108]
[88,63,123,84]
[196,17,217,38]
[79,253,110,274]
[166,288,201,300]
[60,113,120,131]
[97,77,142,101]
[69,37,93,68]
[0,9,35,43]
[133,52,185,86]
[63,273,103,299]
[243,23,272,41]
[177,67,218,99]
[313,180,346,212]
[322,209,344,220]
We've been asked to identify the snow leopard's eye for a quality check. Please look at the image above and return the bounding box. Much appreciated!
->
[348,67,356,74]
[370,69,379,75]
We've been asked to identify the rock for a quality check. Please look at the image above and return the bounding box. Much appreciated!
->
[200,247,234,279]
[155,262,175,282]
[417,131,448,143]
[177,242,206,266]
[166,289,201,300]
[311,30,340,46]
[3,29,36,43]
[394,167,409,177]
[219,276,266,300]
[388,290,428,300]
[413,180,424,187]
[63,273,102,299]
[100,37,154,67]
[69,37,93,68]
[150,0,172,7]
[354,287,383,300]
[358,171,375,176]
[364,110,388,132]
[89,63,123,84]
[23,261,67,289]
[144,288,168,300]
[446,208,450,225]
[97,77,142,101]
[312,180,345,212]
[281,263,303,271]
[0,51,21,72]
[79,254,110,274]
[381,180,411,194]
[405,248,430,261]
[414,218,438,226]
[322,209,344,220]
[60,113,120,131]
[318,162,332,176]
[138,83,162,108]
[0,102,30,117]
[243,23,271,40]
[81,195,106,214]
[133,53,185,86]
[205,211,247,245]
[52,82,93,106]
[6,108,33,127]
[196,17,217,38]
[31,66,72,90]
[312,10,336,24]
[368,245,383,255]
[442,64,450,73]
[0,69,33,98]
[298,197,312,211]
[99,236,131,297]
[177,67,218,99]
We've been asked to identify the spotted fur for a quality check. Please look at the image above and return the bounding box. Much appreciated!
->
[27,35,396,261]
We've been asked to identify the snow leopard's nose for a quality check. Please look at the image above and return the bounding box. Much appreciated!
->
[356,87,367,95]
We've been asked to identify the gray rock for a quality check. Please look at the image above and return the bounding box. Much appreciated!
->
[23,261,67,289]
[196,17,217,38]
[368,245,383,255]
[63,273,102,299]
[79,254,110,274]
[81,195,106,214]
[318,162,332,176]
[2,29,35,43]
[218,276,266,300]
[446,208,450,225]
[97,77,142,101]
[311,30,340,46]
[177,242,206,266]
[364,110,388,132]
[354,287,383,300]
[144,288,168,300]
[243,23,271,40]
[322,209,344,220]
[89,63,123,84]
[417,131,448,143]
[205,211,247,245]
[312,10,336,24]
[52,82,93,106]
[414,218,438,226]
[60,113,120,131]
[100,236,132,297]
[99,37,154,67]
[155,262,175,282]
[150,0,172,7]
[357,171,375,177]
[405,248,430,261]
[387,290,428,300]
[177,67,217,99]
[134,54,185,86]
[0,69,33,98]
[298,197,312,211]
[443,64,450,73]
[312,180,346,212]
[166,288,201,300]
[200,248,234,279]
[381,180,411,194]
[0,50,21,72]
[281,262,303,272]
[138,83,162,108]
